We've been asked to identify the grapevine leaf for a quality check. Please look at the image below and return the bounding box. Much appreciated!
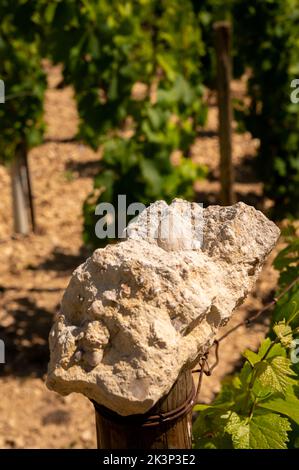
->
[273,290,299,327]
[273,320,293,347]
[250,412,291,449]
[213,378,243,405]
[274,242,299,271]
[243,349,260,366]
[255,356,296,396]
[193,404,212,412]
[258,387,299,425]
[193,408,234,449]
[239,361,253,386]
[193,402,232,412]
[226,411,291,449]
[139,158,163,192]
[257,338,286,359]
[225,412,249,449]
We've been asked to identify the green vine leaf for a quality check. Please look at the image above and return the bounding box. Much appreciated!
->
[273,320,293,347]
[224,412,249,449]
[193,228,299,449]
[255,356,296,397]
[243,349,260,366]
[225,411,291,449]
[249,413,291,449]
[257,338,286,359]
[259,387,299,425]
[192,409,233,449]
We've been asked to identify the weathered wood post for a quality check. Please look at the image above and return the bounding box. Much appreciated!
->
[11,141,35,234]
[11,144,30,235]
[214,21,235,206]
[93,370,194,449]
[46,200,280,449]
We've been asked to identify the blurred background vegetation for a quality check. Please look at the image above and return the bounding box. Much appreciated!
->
[0,0,298,450]
[1,0,298,245]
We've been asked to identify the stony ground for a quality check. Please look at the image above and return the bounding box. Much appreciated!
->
[0,65,281,448]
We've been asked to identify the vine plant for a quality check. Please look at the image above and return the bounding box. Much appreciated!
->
[193,227,299,449]
[232,0,299,219]
[40,0,208,247]
[0,0,46,233]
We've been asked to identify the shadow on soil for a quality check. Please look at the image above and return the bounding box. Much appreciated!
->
[195,189,265,210]
[29,246,91,274]
[234,154,260,184]
[0,244,94,378]
[65,159,101,178]
[0,297,55,378]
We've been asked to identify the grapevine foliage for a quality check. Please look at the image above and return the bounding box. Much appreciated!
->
[39,0,208,247]
[0,0,46,162]
[232,0,299,218]
[193,228,299,449]
[271,225,299,330]
[192,0,299,219]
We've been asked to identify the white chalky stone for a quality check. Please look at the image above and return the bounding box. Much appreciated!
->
[47,199,280,415]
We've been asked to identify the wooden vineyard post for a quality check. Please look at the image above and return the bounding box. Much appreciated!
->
[92,370,194,449]
[214,21,235,206]
[11,141,36,235]
[11,143,30,235]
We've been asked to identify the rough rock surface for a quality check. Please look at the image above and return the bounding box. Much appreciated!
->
[47,200,280,415]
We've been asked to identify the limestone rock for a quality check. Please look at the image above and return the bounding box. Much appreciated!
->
[47,200,280,415]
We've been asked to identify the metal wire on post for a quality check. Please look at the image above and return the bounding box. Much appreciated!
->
[92,369,194,449]
[91,380,196,428]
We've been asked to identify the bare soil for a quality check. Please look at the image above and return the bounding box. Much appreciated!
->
[0,65,281,448]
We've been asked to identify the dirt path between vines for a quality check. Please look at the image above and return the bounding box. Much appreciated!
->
[0,65,281,448]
